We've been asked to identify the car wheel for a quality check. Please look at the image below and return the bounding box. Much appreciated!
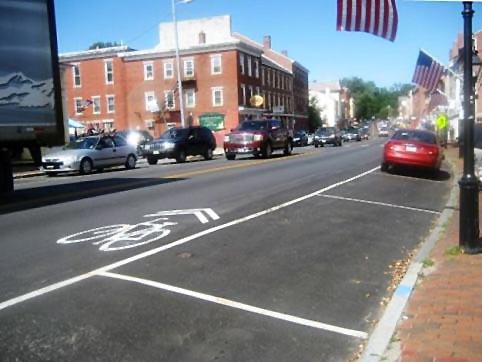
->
[380,162,389,172]
[79,158,93,175]
[226,153,236,160]
[314,144,319,148]
[147,156,158,165]
[283,141,293,156]
[125,154,136,169]
[263,142,272,159]
[176,150,187,163]
[204,147,213,160]
[430,168,440,179]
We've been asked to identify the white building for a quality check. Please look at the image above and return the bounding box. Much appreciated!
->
[309,81,342,127]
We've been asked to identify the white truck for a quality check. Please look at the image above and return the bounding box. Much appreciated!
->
[0,0,64,193]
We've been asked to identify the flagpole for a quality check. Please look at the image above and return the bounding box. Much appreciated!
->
[459,1,480,254]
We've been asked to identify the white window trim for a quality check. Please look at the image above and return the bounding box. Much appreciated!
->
[104,59,114,85]
[164,62,174,79]
[239,53,245,75]
[91,96,101,114]
[212,87,224,107]
[254,60,259,79]
[145,91,156,111]
[184,59,194,77]
[241,84,246,105]
[144,62,154,81]
[164,90,175,110]
[256,86,260,95]
[106,95,115,113]
[185,89,196,108]
[73,63,81,88]
[261,68,265,86]
[74,97,83,115]
[248,86,254,102]
[247,55,252,77]
[211,54,222,75]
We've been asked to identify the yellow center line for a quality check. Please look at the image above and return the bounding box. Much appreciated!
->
[2,150,320,212]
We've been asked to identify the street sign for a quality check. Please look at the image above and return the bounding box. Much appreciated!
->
[199,113,224,130]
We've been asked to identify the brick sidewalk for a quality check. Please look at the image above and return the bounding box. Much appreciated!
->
[396,147,482,361]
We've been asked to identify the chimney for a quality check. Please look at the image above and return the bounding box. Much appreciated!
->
[281,50,288,56]
[263,35,271,49]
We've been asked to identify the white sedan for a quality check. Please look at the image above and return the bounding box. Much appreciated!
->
[42,135,137,176]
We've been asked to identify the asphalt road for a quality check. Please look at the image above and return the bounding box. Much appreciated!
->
[0,140,452,362]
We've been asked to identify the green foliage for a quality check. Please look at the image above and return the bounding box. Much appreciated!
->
[445,245,463,257]
[88,41,121,50]
[422,257,434,268]
[308,95,322,132]
[340,77,413,121]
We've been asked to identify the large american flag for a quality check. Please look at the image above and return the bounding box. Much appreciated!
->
[336,0,398,42]
[412,50,445,93]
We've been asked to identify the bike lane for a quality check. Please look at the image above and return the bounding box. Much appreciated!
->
[0,163,451,361]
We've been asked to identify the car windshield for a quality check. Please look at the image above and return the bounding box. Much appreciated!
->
[238,121,268,131]
[159,128,189,140]
[392,130,437,144]
[317,128,334,135]
[347,128,359,134]
[63,137,98,150]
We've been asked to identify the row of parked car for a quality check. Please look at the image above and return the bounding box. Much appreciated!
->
[41,122,372,176]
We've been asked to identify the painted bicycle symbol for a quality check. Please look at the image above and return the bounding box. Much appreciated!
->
[56,208,219,252]
[57,215,178,252]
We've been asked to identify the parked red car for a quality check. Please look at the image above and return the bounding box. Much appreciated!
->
[381,129,443,174]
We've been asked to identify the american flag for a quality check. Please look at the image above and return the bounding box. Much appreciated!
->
[428,90,448,113]
[336,0,398,42]
[79,99,93,112]
[412,50,445,93]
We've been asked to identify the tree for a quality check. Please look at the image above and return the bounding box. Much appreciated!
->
[341,77,413,121]
[308,96,322,132]
[88,41,121,50]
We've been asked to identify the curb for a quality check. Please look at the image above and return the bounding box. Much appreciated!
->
[360,162,459,362]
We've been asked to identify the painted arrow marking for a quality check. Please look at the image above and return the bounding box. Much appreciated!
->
[144,208,220,224]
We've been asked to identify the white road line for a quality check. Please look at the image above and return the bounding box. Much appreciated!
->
[317,194,441,215]
[0,166,379,312]
[98,271,368,340]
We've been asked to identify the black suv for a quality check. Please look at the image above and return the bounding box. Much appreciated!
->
[313,127,342,147]
[142,126,216,164]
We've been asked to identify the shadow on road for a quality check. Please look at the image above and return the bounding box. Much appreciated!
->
[0,177,184,215]
[387,167,451,182]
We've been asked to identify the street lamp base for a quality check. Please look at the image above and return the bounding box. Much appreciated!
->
[459,174,480,254]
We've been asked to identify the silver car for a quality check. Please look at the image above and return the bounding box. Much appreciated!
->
[41,135,137,176]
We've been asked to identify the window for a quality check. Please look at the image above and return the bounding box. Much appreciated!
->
[92,96,101,114]
[106,95,115,113]
[241,84,246,105]
[145,91,156,111]
[239,53,245,75]
[104,60,114,84]
[165,90,175,110]
[256,86,260,95]
[249,86,254,102]
[74,98,83,114]
[212,87,223,107]
[185,89,195,108]
[184,59,194,77]
[254,59,259,78]
[164,62,173,79]
[103,120,114,131]
[144,62,154,80]
[73,64,81,87]
[267,69,271,86]
[99,137,114,148]
[262,68,265,86]
[211,54,222,74]
[113,135,127,147]
[247,55,252,77]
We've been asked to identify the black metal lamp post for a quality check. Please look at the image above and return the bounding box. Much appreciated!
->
[459,1,480,254]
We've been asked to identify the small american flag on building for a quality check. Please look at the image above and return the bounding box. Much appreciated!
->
[428,90,448,113]
[336,0,399,42]
[412,50,445,93]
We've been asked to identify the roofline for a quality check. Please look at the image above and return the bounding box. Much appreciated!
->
[59,45,133,61]
[261,55,292,74]
[119,40,263,61]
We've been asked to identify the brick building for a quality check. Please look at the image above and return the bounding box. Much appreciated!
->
[60,15,309,143]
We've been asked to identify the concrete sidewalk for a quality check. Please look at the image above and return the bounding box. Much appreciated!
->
[381,147,482,361]
[13,148,226,179]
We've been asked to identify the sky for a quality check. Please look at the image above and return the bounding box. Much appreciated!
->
[55,0,482,88]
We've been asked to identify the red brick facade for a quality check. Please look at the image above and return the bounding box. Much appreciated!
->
[61,34,309,144]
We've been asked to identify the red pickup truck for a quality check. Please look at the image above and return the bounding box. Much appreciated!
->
[223,119,293,160]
